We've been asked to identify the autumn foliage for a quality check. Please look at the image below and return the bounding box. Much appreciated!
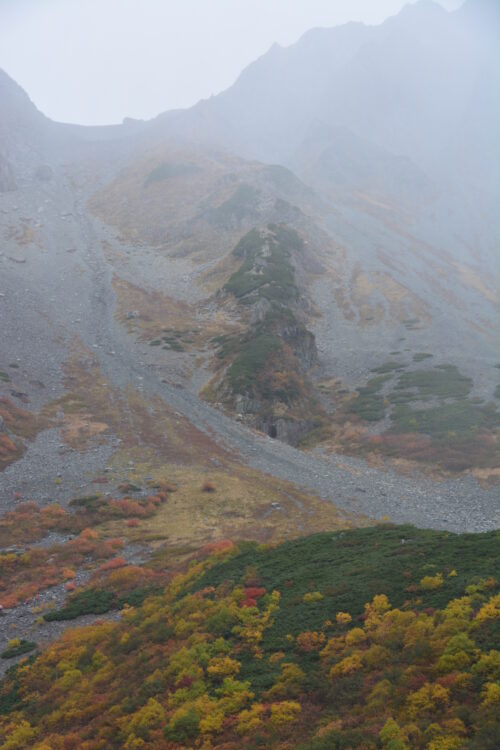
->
[0,488,174,608]
[0,526,498,749]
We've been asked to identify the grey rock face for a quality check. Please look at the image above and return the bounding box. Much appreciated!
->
[280,321,317,371]
[0,154,17,192]
[258,417,317,446]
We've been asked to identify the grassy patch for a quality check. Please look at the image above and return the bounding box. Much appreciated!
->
[394,365,472,399]
[346,376,389,422]
[371,361,405,374]
[144,162,200,186]
[339,361,500,471]
[209,184,259,224]
[127,464,358,550]
[391,399,499,439]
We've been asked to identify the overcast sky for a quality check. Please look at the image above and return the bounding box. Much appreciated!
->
[0,0,465,126]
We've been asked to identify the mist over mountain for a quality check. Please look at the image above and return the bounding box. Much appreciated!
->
[152,0,498,193]
[2,0,498,205]
[0,6,499,743]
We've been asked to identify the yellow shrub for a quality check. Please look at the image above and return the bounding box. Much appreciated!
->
[345,627,367,646]
[270,700,301,727]
[475,593,500,624]
[269,651,285,664]
[336,611,352,625]
[420,573,443,590]
[206,656,240,679]
[237,703,265,734]
[330,652,363,678]
[303,591,324,603]
[481,681,500,706]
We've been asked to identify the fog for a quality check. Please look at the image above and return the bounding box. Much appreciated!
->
[0,0,464,125]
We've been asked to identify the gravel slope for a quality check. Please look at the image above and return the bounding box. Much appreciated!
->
[0,170,499,533]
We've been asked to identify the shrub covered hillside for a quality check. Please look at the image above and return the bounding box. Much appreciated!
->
[1,525,499,749]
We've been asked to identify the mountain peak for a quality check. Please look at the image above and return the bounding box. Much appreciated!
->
[387,0,447,30]
[399,0,446,14]
[0,67,45,131]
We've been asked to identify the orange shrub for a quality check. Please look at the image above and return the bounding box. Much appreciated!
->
[200,539,235,558]
[105,565,156,591]
[201,480,216,493]
[0,434,18,456]
[98,557,127,573]
[296,631,326,653]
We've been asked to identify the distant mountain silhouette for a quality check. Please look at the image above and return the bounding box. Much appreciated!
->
[147,0,498,210]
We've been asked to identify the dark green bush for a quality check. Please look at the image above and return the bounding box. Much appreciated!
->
[1,639,36,659]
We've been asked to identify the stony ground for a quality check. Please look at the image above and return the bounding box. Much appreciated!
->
[1,164,499,672]
[1,167,499,528]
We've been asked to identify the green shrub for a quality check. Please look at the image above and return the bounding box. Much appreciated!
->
[347,376,389,422]
[44,586,162,621]
[1,640,37,659]
[164,708,200,742]
[371,362,405,374]
[44,589,115,621]
[395,365,472,399]
[224,226,299,303]
[227,334,281,394]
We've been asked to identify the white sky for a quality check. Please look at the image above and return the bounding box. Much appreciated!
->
[0,0,465,126]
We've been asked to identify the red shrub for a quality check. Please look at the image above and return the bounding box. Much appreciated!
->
[98,557,127,573]
[242,586,266,608]
[200,539,234,558]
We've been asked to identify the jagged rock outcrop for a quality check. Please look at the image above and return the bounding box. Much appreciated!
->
[208,225,323,445]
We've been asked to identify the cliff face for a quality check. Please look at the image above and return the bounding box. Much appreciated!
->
[0,69,50,176]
